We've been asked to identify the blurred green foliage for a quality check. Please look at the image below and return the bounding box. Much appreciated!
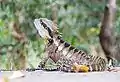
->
[0,0,120,69]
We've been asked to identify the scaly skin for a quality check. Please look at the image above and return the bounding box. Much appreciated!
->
[34,18,107,72]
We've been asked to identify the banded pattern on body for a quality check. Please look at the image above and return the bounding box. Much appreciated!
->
[34,18,107,72]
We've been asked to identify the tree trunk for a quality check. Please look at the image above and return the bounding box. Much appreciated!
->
[99,0,116,62]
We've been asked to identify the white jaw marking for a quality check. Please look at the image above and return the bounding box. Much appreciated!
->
[34,19,42,34]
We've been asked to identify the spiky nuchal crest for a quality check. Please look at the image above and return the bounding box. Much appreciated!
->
[34,18,58,39]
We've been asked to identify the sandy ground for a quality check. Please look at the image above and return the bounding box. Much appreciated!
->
[0,70,120,82]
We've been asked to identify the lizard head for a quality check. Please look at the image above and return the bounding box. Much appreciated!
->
[34,18,58,39]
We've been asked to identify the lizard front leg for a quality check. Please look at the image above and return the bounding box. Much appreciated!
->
[38,52,49,69]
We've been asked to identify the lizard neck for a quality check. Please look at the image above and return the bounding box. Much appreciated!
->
[47,34,84,61]
[52,35,80,57]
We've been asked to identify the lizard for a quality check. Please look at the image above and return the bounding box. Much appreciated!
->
[33,18,107,72]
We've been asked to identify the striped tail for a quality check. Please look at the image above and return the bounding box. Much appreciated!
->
[88,57,107,71]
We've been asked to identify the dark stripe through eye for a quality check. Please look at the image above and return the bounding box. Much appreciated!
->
[40,20,47,27]
[40,19,53,38]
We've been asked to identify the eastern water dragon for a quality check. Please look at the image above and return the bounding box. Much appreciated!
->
[33,18,108,72]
